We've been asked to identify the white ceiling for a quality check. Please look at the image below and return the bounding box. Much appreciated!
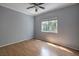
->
[0,3,75,16]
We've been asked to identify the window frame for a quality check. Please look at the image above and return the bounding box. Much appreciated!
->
[41,20,58,33]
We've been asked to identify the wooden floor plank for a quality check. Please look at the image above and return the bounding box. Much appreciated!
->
[0,39,79,56]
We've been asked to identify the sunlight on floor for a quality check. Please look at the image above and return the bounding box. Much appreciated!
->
[40,47,57,56]
[47,42,74,54]
[40,47,50,56]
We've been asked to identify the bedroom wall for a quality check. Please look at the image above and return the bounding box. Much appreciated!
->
[34,4,79,50]
[0,6,34,46]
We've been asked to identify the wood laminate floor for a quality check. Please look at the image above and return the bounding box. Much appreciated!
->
[0,39,79,56]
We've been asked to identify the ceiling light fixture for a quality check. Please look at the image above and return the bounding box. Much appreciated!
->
[27,3,45,12]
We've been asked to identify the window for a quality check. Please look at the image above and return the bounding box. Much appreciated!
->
[41,20,58,33]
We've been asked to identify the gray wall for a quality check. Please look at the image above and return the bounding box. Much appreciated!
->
[0,6,34,46]
[34,4,79,50]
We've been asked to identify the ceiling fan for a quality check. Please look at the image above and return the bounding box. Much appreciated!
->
[27,3,45,12]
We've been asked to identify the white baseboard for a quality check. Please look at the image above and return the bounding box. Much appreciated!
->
[0,38,32,48]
